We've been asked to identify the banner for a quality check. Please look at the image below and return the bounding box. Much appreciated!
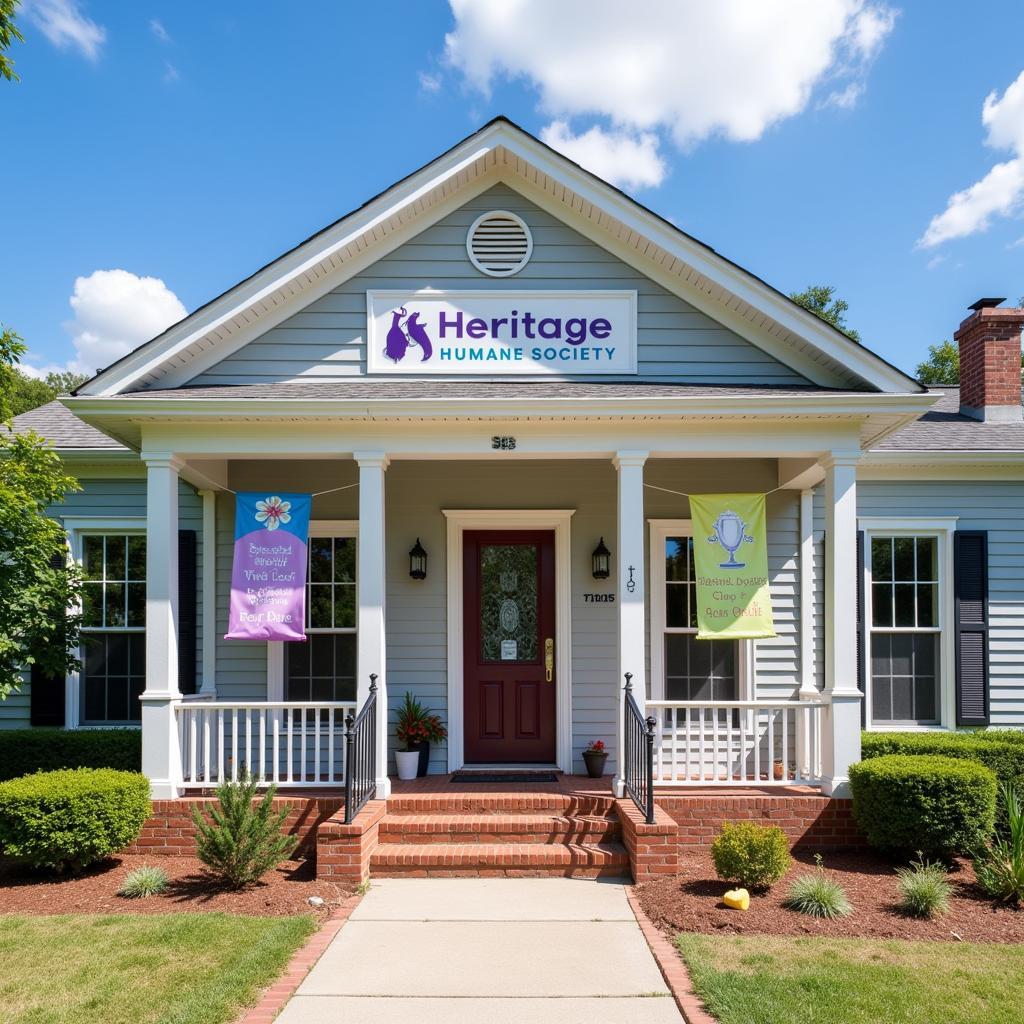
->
[225,493,311,642]
[689,493,776,640]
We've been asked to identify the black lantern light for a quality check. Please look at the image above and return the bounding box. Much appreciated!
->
[591,537,611,580]
[409,538,428,580]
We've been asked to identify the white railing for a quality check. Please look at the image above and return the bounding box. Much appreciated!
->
[646,700,826,786]
[175,701,357,789]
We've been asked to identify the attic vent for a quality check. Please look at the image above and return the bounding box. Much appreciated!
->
[467,211,533,277]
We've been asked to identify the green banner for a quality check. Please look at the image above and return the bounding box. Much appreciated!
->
[689,493,776,640]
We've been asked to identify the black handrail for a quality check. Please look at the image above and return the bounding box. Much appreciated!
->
[344,675,378,824]
[623,672,656,824]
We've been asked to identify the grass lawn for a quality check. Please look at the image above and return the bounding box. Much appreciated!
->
[0,913,315,1024]
[676,933,1024,1024]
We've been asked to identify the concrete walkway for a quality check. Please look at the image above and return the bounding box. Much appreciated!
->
[275,877,682,1023]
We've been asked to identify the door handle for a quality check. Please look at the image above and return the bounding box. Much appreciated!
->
[545,638,554,682]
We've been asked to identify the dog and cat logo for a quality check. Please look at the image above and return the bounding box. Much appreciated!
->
[385,306,433,364]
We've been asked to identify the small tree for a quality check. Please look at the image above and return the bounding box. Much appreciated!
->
[0,0,23,83]
[789,284,861,343]
[915,340,959,385]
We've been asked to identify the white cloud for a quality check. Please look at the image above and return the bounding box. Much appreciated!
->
[56,270,186,377]
[419,70,442,93]
[919,69,1024,248]
[24,0,106,61]
[820,82,863,110]
[149,18,170,43]
[163,60,179,83]
[540,121,666,189]
[444,0,895,179]
[926,254,946,270]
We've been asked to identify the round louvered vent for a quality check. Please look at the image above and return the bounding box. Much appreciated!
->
[466,211,533,277]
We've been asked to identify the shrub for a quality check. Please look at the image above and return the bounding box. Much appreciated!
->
[783,854,852,919]
[711,821,791,890]
[118,864,169,898]
[0,728,141,781]
[0,768,150,872]
[896,855,952,918]
[849,754,996,857]
[973,782,1024,905]
[191,772,299,889]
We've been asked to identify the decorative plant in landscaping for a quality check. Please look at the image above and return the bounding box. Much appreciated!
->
[118,864,170,899]
[973,782,1024,905]
[191,772,299,889]
[783,854,853,919]
[895,854,952,918]
[0,767,150,872]
[582,739,609,778]
[395,692,447,750]
[711,821,791,891]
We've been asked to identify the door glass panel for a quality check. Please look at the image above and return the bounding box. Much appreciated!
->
[480,544,538,663]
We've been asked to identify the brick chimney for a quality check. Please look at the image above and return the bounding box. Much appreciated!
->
[954,298,1024,422]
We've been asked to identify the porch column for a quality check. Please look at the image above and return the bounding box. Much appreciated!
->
[613,450,648,797]
[198,488,217,697]
[141,456,183,798]
[821,452,862,796]
[355,452,390,799]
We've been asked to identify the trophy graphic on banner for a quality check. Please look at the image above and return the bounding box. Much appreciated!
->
[709,510,753,569]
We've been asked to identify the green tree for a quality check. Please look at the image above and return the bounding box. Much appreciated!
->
[0,327,88,417]
[44,370,88,396]
[0,0,23,83]
[789,284,861,343]
[915,340,959,385]
[0,325,27,421]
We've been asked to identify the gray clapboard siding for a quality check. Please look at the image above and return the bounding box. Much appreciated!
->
[188,184,811,388]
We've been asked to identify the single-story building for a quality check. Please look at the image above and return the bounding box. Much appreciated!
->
[5,120,1022,859]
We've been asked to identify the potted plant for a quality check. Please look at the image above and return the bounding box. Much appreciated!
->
[582,739,608,778]
[395,692,447,779]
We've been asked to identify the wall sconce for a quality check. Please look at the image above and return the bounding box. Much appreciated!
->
[409,538,428,580]
[591,537,611,580]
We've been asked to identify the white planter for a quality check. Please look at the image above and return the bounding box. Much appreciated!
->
[395,750,420,781]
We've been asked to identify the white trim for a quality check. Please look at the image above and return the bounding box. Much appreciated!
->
[442,509,574,774]
[199,490,217,696]
[799,490,817,698]
[466,209,533,277]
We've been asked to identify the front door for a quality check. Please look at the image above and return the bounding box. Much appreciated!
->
[464,530,556,764]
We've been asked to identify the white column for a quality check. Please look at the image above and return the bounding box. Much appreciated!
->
[198,489,217,697]
[141,456,183,798]
[613,450,648,797]
[355,452,390,798]
[821,453,862,796]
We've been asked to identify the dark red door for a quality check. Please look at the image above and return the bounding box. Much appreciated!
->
[464,530,556,764]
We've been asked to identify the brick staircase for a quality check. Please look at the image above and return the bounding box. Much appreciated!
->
[370,789,630,878]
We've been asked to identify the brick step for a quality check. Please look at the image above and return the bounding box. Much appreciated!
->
[370,841,630,878]
[378,813,621,845]
[385,794,616,816]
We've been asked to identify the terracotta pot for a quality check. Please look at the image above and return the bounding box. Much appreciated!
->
[773,760,785,781]
[582,749,609,779]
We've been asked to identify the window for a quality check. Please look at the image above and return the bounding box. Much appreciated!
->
[862,520,955,729]
[80,534,146,724]
[284,531,356,703]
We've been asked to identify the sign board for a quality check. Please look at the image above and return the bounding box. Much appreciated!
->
[367,290,637,375]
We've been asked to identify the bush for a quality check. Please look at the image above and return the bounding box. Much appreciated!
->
[118,864,169,898]
[973,782,1024,905]
[0,768,150,872]
[896,855,952,918]
[849,754,996,857]
[0,728,141,781]
[192,773,299,889]
[711,821,791,890]
[783,855,852,919]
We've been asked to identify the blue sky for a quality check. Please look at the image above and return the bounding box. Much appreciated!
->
[3,1,1024,379]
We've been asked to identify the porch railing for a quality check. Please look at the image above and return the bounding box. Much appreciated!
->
[622,673,656,824]
[647,699,826,786]
[176,700,357,789]
[344,674,378,824]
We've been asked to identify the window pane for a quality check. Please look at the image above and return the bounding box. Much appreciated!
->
[917,584,937,628]
[81,632,145,724]
[82,582,103,628]
[106,677,130,723]
[891,676,914,720]
[665,634,737,703]
[309,585,332,628]
[665,584,688,628]
[871,538,892,581]
[333,585,355,629]
[665,539,691,581]
[894,584,916,627]
[333,634,357,701]
[310,634,333,676]
[871,583,892,627]
[106,634,129,675]
[127,536,146,580]
[127,583,146,627]
[893,537,915,581]
[104,583,126,627]
[309,538,332,583]
[106,536,126,581]
[82,536,104,580]
[333,539,356,583]
[916,537,937,582]
[870,632,939,725]
[480,543,538,662]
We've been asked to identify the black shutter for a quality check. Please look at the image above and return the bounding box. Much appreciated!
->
[178,529,198,695]
[954,530,990,726]
[30,550,68,726]
[856,530,866,727]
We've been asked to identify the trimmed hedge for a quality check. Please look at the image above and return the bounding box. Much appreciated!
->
[0,728,141,781]
[849,754,996,857]
[0,768,150,871]
[711,821,791,890]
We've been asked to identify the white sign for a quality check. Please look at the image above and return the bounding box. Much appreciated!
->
[500,640,518,661]
[367,290,637,375]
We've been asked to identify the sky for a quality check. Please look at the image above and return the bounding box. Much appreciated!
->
[3,0,1024,380]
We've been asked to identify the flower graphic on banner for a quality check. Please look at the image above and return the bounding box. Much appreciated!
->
[254,496,292,530]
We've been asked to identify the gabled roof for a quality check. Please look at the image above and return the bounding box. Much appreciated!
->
[77,117,924,398]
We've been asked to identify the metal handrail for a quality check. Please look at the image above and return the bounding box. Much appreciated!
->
[622,673,656,825]
[344,675,378,824]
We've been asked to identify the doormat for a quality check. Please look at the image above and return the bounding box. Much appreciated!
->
[450,772,558,784]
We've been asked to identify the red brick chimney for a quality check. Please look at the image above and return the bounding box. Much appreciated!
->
[954,298,1024,422]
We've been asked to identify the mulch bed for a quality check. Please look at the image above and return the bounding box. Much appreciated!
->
[0,854,353,919]
[636,849,1024,944]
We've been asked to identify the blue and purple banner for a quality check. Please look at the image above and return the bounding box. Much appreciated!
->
[225,493,311,642]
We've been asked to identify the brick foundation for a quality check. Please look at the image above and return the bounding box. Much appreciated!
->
[616,799,679,881]
[315,800,386,885]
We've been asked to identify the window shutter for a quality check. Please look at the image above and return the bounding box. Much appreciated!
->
[178,529,198,695]
[954,530,989,726]
[30,550,68,727]
[856,530,866,727]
